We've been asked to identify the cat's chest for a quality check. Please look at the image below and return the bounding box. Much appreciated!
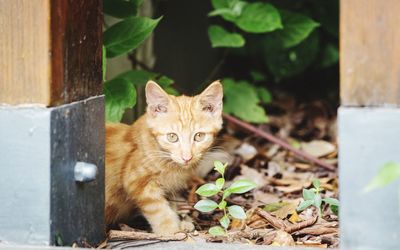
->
[157,169,191,192]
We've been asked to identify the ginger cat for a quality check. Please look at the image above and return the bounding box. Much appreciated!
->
[105,80,223,234]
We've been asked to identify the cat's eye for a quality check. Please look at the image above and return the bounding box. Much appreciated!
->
[167,133,178,143]
[194,132,205,142]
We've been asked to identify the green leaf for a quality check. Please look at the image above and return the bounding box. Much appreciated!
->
[194,199,219,212]
[264,31,319,81]
[235,2,282,33]
[208,226,226,236]
[223,78,268,123]
[228,205,246,219]
[210,0,247,22]
[116,70,158,86]
[302,189,316,201]
[258,87,272,103]
[55,232,64,246]
[216,178,225,190]
[103,0,143,18]
[102,45,107,81]
[250,70,266,82]
[105,78,136,122]
[323,197,339,207]
[227,179,257,194]
[104,16,162,58]
[222,189,232,199]
[208,25,245,48]
[330,204,339,216]
[364,162,400,192]
[313,179,321,189]
[214,161,226,176]
[320,43,339,68]
[196,183,220,197]
[275,10,320,49]
[297,200,314,211]
[218,200,227,209]
[115,70,178,95]
[313,194,322,210]
[264,201,290,212]
[219,215,230,229]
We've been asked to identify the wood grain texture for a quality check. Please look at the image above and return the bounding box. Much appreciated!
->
[50,0,103,106]
[0,0,51,105]
[0,0,102,106]
[340,0,400,106]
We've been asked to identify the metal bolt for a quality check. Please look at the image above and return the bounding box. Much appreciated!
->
[74,161,98,182]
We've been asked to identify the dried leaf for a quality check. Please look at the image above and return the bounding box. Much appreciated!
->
[271,230,295,246]
[300,140,336,158]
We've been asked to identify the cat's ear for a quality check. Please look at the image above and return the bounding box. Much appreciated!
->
[145,81,169,116]
[198,80,223,114]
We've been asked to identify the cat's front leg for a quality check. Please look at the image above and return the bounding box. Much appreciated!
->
[133,182,181,235]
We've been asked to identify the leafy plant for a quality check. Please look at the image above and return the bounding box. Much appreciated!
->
[222,78,271,123]
[103,0,177,122]
[194,161,257,236]
[297,179,339,216]
[207,0,336,80]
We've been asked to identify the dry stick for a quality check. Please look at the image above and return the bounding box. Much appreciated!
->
[108,230,187,241]
[284,216,318,233]
[256,209,286,230]
[222,113,336,171]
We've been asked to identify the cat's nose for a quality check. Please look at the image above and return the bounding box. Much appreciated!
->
[182,155,193,163]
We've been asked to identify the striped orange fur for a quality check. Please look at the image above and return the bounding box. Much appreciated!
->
[105,81,223,234]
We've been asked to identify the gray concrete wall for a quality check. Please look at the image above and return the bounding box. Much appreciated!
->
[0,106,51,244]
[339,107,400,250]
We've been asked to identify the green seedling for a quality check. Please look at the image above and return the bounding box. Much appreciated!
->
[194,161,257,236]
[297,179,339,216]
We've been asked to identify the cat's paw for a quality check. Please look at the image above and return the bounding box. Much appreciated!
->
[180,219,195,232]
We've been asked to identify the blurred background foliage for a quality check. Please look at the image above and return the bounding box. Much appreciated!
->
[103,0,338,123]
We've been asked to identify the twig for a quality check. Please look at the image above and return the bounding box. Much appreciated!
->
[284,216,318,233]
[256,208,286,230]
[108,230,187,241]
[222,113,336,171]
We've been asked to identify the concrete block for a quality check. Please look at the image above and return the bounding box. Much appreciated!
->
[339,107,400,250]
[0,96,105,245]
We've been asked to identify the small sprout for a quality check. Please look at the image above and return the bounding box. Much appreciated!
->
[194,160,257,236]
[297,178,339,216]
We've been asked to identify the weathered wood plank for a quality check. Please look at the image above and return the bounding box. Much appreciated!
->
[0,0,51,105]
[50,0,103,106]
[340,0,400,106]
[0,0,102,106]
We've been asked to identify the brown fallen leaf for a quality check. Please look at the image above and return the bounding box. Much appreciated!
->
[294,225,338,236]
[300,140,336,158]
[271,230,295,246]
[239,164,266,187]
[264,201,297,219]
[285,216,318,233]
[288,211,301,223]
[253,191,280,206]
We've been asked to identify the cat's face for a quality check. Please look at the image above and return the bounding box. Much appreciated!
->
[145,81,223,167]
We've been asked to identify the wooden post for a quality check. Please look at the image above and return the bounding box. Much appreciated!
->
[0,0,102,106]
[0,0,104,246]
[339,1,400,249]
